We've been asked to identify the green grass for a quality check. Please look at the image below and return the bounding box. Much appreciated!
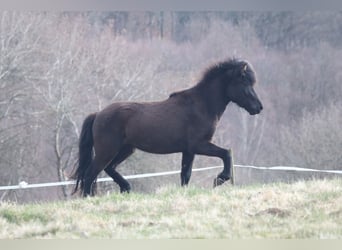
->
[0,178,341,239]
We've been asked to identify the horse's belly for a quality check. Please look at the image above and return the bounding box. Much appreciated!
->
[125,123,186,154]
[136,144,181,154]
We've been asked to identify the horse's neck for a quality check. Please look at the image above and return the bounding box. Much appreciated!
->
[193,82,229,120]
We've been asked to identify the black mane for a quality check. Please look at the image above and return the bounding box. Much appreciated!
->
[169,58,256,100]
[197,58,257,87]
[200,59,241,82]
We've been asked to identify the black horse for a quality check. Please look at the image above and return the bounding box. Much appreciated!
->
[71,58,263,196]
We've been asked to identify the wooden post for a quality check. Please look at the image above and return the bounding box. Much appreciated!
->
[229,148,235,185]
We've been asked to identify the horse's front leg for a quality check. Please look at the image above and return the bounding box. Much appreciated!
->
[181,152,195,186]
[193,142,231,187]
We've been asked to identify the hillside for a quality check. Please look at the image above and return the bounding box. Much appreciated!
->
[0,178,341,239]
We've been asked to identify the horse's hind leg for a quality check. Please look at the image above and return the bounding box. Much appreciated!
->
[83,153,116,197]
[83,139,125,197]
[82,157,103,197]
[104,145,135,193]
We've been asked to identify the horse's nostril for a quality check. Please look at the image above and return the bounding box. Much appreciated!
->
[257,101,263,111]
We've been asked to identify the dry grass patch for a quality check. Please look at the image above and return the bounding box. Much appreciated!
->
[0,178,341,238]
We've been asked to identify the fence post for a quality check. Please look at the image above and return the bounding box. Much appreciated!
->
[229,148,235,185]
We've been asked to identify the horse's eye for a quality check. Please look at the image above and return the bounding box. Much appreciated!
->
[240,72,247,80]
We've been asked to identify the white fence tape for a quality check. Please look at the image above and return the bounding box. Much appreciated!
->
[234,165,342,174]
[0,165,341,191]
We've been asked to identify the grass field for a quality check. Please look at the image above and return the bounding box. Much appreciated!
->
[0,178,341,239]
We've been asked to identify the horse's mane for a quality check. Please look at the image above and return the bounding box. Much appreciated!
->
[197,58,245,85]
[169,58,253,98]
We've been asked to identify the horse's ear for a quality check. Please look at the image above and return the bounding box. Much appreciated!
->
[241,63,248,76]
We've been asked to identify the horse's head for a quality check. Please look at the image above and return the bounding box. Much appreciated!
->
[225,60,263,115]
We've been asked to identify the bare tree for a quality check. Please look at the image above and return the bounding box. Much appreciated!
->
[0,12,45,195]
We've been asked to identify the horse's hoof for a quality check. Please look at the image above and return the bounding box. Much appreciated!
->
[120,185,131,193]
[213,177,229,187]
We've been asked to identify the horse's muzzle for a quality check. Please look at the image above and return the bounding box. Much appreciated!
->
[248,101,263,115]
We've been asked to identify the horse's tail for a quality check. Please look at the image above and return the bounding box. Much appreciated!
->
[71,113,96,195]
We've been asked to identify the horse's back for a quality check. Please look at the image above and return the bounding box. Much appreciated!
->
[124,99,190,153]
